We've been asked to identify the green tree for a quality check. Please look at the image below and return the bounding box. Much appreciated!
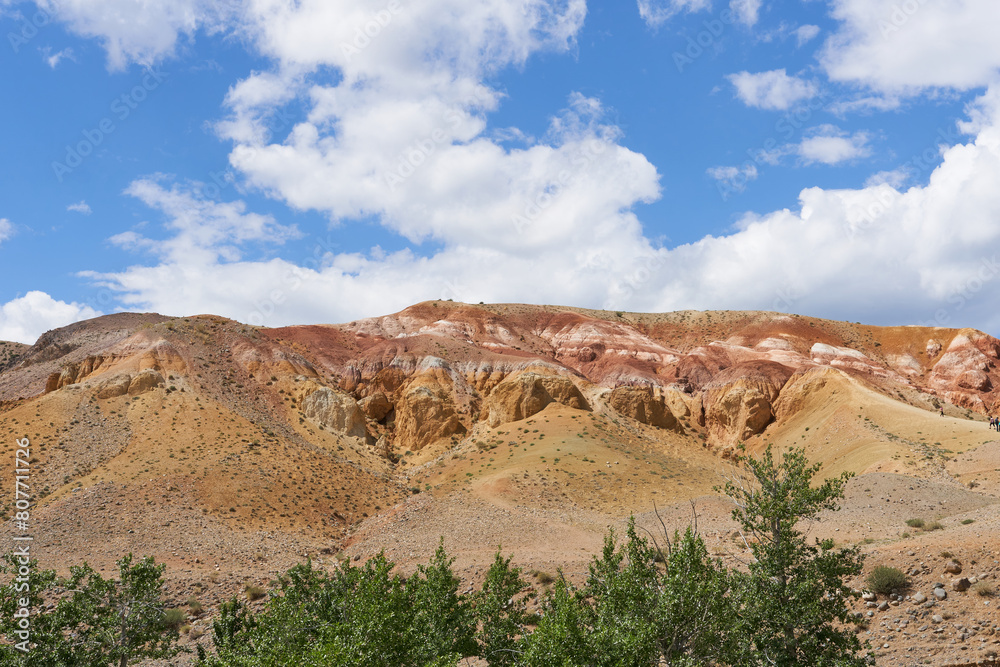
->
[0,555,64,666]
[1,553,184,667]
[474,550,532,667]
[198,546,478,667]
[408,541,477,663]
[519,574,591,667]
[721,446,872,667]
[59,554,186,667]
[581,520,735,666]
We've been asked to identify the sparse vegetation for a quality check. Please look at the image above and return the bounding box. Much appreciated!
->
[244,585,266,601]
[972,580,995,597]
[866,565,908,594]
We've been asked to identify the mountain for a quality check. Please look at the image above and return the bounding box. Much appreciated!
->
[2,302,999,665]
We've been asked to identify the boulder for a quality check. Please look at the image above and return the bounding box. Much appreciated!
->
[303,387,367,439]
[484,371,589,427]
[393,376,465,450]
[951,578,971,592]
[607,386,681,431]
[97,374,133,399]
[703,361,793,448]
[127,369,164,395]
[944,560,962,575]
[359,392,392,421]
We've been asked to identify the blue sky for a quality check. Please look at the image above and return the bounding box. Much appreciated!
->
[1,0,1000,343]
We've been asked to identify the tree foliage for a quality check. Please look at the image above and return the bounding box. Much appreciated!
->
[721,446,872,667]
[0,553,184,667]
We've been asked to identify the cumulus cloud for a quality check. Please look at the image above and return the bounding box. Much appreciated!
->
[727,69,819,110]
[706,164,758,193]
[96,85,1000,335]
[794,24,819,46]
[67,200,91,214]
[114,177,301,264]
[821,0,1000,94]
[33,0,1000,337]
[0,218,12,243]
[0,291,100,344]
[637,0,711,28]
[729,0,761,27]
[35,0,238,70]
[796,125,872,165]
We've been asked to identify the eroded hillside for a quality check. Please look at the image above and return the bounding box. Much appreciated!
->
[2,303,1000,666]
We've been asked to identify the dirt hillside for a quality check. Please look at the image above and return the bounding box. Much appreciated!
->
[2,303,999,666]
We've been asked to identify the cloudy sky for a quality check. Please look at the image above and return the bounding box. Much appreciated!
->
[1,0,999,344]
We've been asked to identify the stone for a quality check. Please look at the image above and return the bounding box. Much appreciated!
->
[912,592,927,604]
[607,385,681,431]
[484,371,589,427]
[127,369,164,395]
[945,560,963,575]
[934,588,948,600]
[359,392,392,421]
[302,387,367,439]
[952,578,971,592]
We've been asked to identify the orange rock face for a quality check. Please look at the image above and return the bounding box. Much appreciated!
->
[7,303,1000,457]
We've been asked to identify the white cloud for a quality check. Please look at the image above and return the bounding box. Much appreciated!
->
[94,85,1000,336]
[794,24,819,46]
[729,0,761,27]
[44,0,1000,337]
[0,218,12,243]
[637,0,711,28]
[0,291,100,344]
[67,200,91,214]
[707,164,758,193]
[35,0,237,70]
[864,168,910,189]
[113,177,301,264]
[41,46,74,68]
[796,125,872,165]
[727,69,818,110]
[822,0,1000,94]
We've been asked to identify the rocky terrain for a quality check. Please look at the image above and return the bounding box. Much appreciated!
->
[2,302,1000,665]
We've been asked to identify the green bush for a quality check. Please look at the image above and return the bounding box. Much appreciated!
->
[905,518,924,528]
[866,566,908,594]
[244,585,266,601]
[161,608,187,630]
